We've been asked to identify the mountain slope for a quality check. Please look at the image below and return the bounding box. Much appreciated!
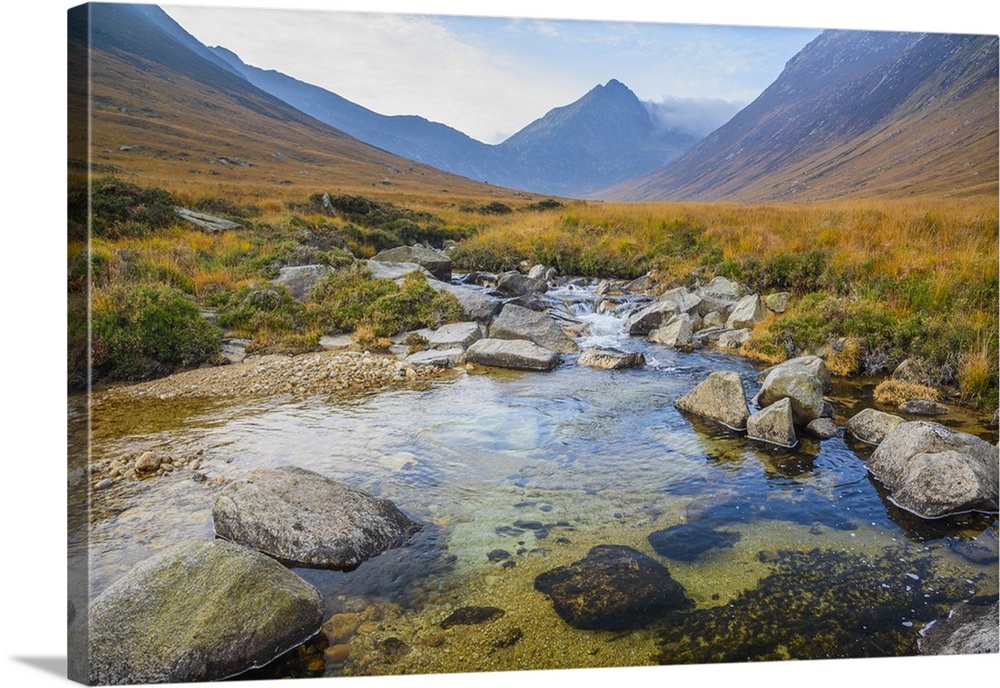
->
[68,3,505,201]
[206,46,698,197]
[602,30,999,202]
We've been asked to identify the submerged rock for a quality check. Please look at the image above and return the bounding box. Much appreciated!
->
[898,399,949,416]
[466,338,561,371]
[85,539,323,685]
[746,398,797,448]
[534,545,691,630]
[647,521,741,561]
[867,421,999,519]
[439,606,505,629]
[806,417,840,440]
[578,347,646,370]
[213,466,421,569]
[675,371,751,430]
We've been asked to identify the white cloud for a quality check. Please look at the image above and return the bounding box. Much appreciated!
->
[643,96,745,138]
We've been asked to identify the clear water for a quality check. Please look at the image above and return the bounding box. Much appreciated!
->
[74,283,999,678]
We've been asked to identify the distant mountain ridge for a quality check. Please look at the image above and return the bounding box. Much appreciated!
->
[602,30,999,202]
[209,47,698,196]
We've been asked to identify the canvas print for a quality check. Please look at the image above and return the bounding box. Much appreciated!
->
[67,2,999,685]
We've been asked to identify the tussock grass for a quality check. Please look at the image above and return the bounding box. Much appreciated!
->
[873,379,940,406]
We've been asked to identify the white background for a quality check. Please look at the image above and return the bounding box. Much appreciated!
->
[4,1,999,688]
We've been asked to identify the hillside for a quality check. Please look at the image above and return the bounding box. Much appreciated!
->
[602,30,999,202]
[68,3,516,204]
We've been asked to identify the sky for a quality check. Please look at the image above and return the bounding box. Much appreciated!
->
[161,3,824,143]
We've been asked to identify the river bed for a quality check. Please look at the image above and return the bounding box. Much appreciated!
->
[70,282,999,679]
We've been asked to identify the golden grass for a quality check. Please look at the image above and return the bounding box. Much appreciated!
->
[873,379,941,406]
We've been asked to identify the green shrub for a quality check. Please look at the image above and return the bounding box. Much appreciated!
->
[213,284,305,335]
[92,283,221,380]
[75,177,177,238]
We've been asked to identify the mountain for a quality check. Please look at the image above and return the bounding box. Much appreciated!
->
[602,30,999,202]
[207,46,698,197]
[499,79,698,195]
[68,3,503,199]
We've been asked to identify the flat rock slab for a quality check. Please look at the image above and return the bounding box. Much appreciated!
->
[534,545,691,630]
[675,370,751,430]
[868,421,999,519]
[648,521,742,562]
[213,466,421,569]
[372,245,452,281]
[174,206,243,232]
[466,338,560,371]
[578,347,646,370]
[85,539,323,685]
[427,321,484,350]
[404,347,464,368]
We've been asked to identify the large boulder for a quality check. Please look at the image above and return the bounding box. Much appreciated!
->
[845,408,904,445]
[213,466,421,570]
[725,294,767,329]
[675,371,751,430]
[489,303,579,354]
[272,264,332,301]
[496,271,548,296]
[466,338,561,371]
[867,421,999,518]
[534,545,691,630]
[919,602,999,655]
[372,245,452,281]
[648,313,696,348]
[656,286,703,314]
[578,347,646,370]
[746,397,797,448]
[760,355,832,393]
[755,356,829,424]
[429,281,502,322]
[85,539,323,685]
[365,259,433,282]
[624,300,679,335]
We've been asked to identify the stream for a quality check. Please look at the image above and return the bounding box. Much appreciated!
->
[70,280,999,678]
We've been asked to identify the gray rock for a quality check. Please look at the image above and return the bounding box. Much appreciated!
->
[648,313,696,348]
[760,355,832,393]
[624,273,657,293]
[624,300,682,335]
[220,337,251,363]
[899,399,949,416]
[699,276,745,301]
[746,397,797,448]
[919,602,999,655]
[675,371,751,430]
[427,321,484,350]
[372,245,452,281]
[319,334,354,350]
[272,264,332,301]
[755,356,828,424]
[845,408,905,445]
[496,271,548,296]
[655,286,703,314]
[428,281,502,322]
[365,260,433,282]
[534,545,691,630]
[466,338,561,371]
[527,264,549,280]
[578,347,646,370]
[404,348,465,368]
[213,466,421,569]
[764,292,791,313]
[806,418,840,439]
[489,304,579,354]
[991,410,999,429]
[84,539,323,685]
[701,311,726,328]
[726,294,767,329]
[173,206,243,232]
[717,328,752,350]
[892,357,951,387]
[868,421,999,518]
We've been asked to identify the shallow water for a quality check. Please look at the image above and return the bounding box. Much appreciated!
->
[74,283,999,678]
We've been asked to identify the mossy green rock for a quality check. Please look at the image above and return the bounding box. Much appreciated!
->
[87,539,324,685]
